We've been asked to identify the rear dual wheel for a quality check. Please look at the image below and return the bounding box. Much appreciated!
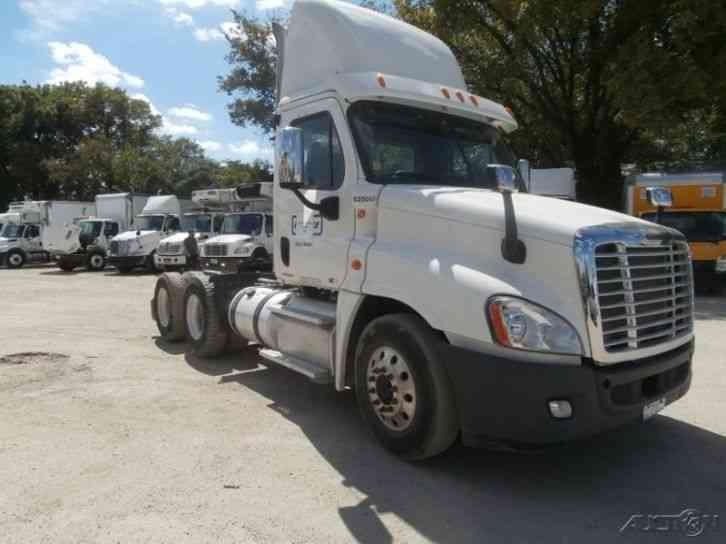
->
[183,272,230,358]
[152,272,188,342]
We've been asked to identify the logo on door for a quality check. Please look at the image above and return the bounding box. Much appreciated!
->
[291,213,323,236]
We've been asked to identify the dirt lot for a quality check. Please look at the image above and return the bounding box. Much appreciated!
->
[1,265,725,543]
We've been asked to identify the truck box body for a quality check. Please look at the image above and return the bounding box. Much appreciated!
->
[625,172,726,279]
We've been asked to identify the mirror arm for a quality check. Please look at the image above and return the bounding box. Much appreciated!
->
[282,184,322,212]
[280,183,339,221]
[500,190,527,264]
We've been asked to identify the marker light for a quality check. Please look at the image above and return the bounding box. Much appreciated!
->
[441,88,451,99]
[376,73,386,88]
[469,95,479,107]
[455,91,465,103]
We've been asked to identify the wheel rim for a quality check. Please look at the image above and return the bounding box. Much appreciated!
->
[157,286,171,329]
[366,346,417,431]
[8,254,22,266]
[90,255,103,269]
[186,293,205,341]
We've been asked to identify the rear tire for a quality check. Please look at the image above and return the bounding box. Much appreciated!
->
[354,313,458,460]
[58,257,76,272]
[153,272,188,342]
[6,249,26,269]
[86,250,106,271]
[183,272,229,357]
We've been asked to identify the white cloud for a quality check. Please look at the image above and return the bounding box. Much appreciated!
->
[46,42,144,89]
[256,0,290,10]
[229,140,273,159]
[168,106,212,122]
[18,0,107,38]
[198,140,222,152]
[193,27,225,42]
[160,119,198,136]
[159,0,239,9]
[131,93,161,116]
[166,8,195,26]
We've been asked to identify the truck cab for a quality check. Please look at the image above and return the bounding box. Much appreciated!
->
[0,222,43,268]
[199,210,273,274]
[155,211,225,271]
[108,195,187,273]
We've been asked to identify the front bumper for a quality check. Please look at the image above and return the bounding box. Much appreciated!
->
[441,340,693,447]
[155,254,187,268]
[201,257,245,273]
[108,255,147,268]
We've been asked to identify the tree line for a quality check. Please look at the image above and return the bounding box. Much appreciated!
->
[0,82,271,211]
[219,0,725,209]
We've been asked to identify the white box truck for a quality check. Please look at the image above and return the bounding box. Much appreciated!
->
[0,200,94,268]
[108,195,192,273]
[43,193,150,272]
[151,0,695,459]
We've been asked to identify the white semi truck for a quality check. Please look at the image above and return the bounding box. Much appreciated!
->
[0,200,95,269]
[152,0,695,459]
[43,193,150,272]
[154,187,269,272]
[108,195,191,273]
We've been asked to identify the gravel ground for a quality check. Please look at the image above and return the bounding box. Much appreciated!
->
[1,265,725,543]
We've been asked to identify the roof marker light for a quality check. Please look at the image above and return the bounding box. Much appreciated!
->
[505,106,514,115]
[376,74,386,88]
[441,88,451,99]
[455,91,465,103]
[469,95,479,107]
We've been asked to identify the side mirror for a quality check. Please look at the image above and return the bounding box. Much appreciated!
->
[517,159,531,191]
[646,187,673,208]
[487,164,518,193]
[277,127,304,190]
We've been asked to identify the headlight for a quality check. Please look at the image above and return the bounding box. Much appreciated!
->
[234,245,252,256]
[487,296,583,355]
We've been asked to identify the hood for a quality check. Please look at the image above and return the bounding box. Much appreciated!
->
[113,229,161,242]
[0,237,13,246]
[379,186,647,247]
[203,234,253,245]
[160,232,194,244]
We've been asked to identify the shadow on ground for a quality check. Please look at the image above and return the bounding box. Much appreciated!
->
[187,348,725,544]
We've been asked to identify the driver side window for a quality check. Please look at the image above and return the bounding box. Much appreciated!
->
[25,225,40,238]
[166,216,180,232]
[291,112,345,190]
[104,222,119,237]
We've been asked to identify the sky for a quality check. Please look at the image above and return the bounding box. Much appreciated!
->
[0,0,298,164]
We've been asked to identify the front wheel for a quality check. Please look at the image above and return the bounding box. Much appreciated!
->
[5,249,26,269]
[86,251,106,271]
[355,313,458,460]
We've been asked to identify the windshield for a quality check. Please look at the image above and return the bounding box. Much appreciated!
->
[349,100,523,188]
[643,211,726,242]
[134,215,166,231]
[221,214,262,235]
[80,221,103,237]
[181,213,213,232]
[2,224,24,238]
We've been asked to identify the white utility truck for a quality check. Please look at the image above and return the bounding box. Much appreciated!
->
[108,195,190,273]
[43,193,149,272]
[0,211,20,234]
[0,200,94,269]
[198,184,274,274]
[154,187,264,272]
[152,0,695,459]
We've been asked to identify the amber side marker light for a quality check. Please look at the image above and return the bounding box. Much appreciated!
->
[441,88,451,99]
[487,302,511,347]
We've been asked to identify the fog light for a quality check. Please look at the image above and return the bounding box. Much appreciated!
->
[548,400,572,419]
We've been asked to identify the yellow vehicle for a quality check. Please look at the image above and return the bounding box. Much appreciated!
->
[625,172,726,286]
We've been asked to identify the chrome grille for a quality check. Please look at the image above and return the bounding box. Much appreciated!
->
[204,243,227,257]
[109,240,127,256]
[159,242,182,255]
[594,241,693,353]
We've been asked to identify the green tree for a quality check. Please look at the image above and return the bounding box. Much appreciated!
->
[218,13,280,134]
[213,159,273,188]
[395,0,726,207]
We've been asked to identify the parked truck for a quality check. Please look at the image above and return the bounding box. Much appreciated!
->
[107,195,192,273]
[154,187,267,272]
[43,193,150,272]
[625,171,726,286]
[0,211,20,234]
[151,0,695,459]
[0,200,94,269]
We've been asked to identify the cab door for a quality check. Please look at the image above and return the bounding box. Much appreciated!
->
[275,98,355,289]
[25,224,42,253]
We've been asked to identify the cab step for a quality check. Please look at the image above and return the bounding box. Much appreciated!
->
[258,348,332,384]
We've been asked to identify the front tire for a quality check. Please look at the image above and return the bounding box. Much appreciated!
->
[6,249,26,269]
[86,250,106,271]
[152,272,188,342]
[146,251,161,273]
[354,313,458,460]
[183,272,229,357]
